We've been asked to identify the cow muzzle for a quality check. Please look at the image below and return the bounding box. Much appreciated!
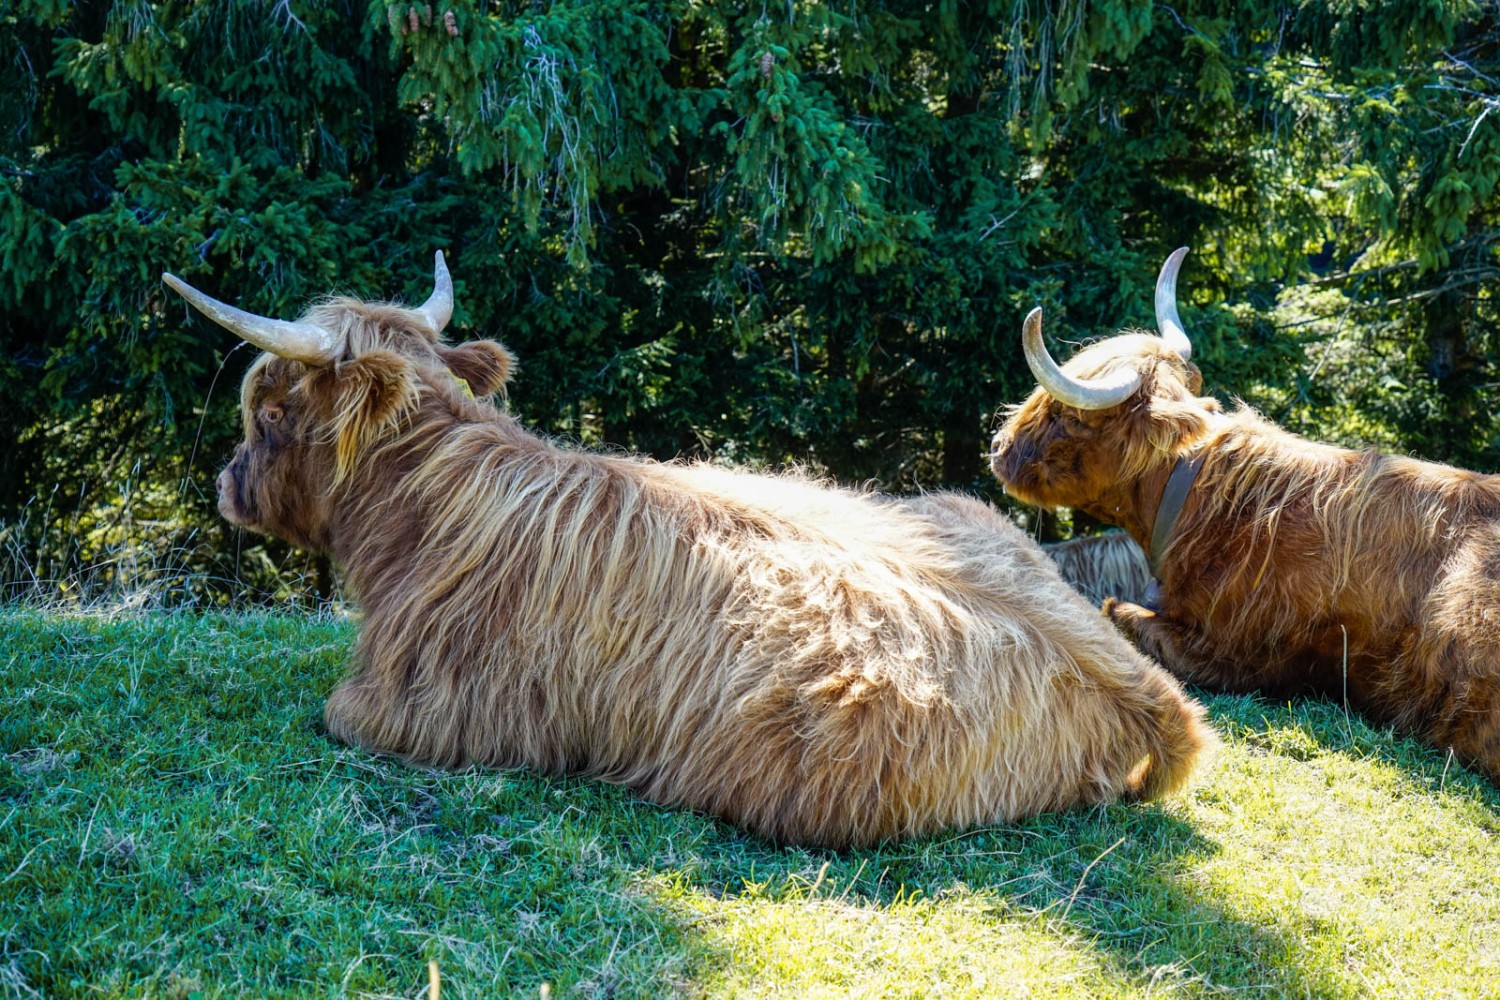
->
[216,462,249,526]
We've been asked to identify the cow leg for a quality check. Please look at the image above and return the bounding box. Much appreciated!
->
[1401,654,1500,784]
[1439,696,1500,782]
[1401,538,1500,781]
[1103,599,1257,692]
[323,672,406,756]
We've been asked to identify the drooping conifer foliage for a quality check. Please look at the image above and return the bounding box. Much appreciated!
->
[1,0,1496,602]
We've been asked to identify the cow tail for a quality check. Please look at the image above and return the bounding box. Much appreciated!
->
[1127,670,1216,800]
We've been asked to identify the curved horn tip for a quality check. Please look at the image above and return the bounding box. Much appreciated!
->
[1019,304,1142,411]
[159,270,337,364]
[1154,246,1191,293]
[1019,306,1044,357]
[1154,246,1194,362]
[431,250,451,290]
[416,249,455,335]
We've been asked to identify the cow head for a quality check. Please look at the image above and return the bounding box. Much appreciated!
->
[990,249,1223,514]
[164,253,514,550]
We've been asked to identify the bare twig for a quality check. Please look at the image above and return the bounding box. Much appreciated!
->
[1059,836,1126,923]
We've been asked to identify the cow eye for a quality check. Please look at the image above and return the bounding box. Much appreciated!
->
[260,406,283,426]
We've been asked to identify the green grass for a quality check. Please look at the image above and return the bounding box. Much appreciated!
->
[1,609,1497,998]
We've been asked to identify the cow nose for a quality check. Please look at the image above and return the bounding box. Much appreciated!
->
[988,440,1011,470]
[216,464,241,520]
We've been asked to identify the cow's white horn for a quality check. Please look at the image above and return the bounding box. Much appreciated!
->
[1022,307,1142,411]
[162,273,337,364]
[416,250,453,335]
[1154,246,1193,361]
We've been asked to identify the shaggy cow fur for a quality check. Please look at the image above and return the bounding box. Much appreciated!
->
[991,322,1500,782]
[1044,533,1154,606]
[194,275,1212,848]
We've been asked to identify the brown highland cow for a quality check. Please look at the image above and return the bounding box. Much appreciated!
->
[165,254,1211,847]
[991,248,1500,781]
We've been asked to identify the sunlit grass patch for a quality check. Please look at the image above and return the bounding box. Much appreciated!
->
[1180,697,1500,999]
[1,609,1496,997]
[653,877,1146,998]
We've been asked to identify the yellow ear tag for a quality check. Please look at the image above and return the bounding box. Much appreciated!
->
[452,374,475,399]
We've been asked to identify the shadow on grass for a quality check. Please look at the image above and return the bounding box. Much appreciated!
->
[3,611,1495,997]
[502,702,1378,997]
[614,798,1317,997]
[602,691,1500,997]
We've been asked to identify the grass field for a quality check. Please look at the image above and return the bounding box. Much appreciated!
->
[1,608,1497,998]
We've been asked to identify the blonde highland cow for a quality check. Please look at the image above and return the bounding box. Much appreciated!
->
[165,254,1211,847]
[1044,532,1155,606]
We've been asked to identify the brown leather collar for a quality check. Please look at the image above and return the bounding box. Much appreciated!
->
[1149,454,1204,575]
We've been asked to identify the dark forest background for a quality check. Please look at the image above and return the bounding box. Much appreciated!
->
[2,0,1497,605]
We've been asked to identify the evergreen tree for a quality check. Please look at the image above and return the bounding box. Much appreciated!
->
[1,0,1496,601]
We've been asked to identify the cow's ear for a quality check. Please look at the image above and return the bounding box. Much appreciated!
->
[440,340,515,397]
[311,351,420,483]
[1145,395,1218,453]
